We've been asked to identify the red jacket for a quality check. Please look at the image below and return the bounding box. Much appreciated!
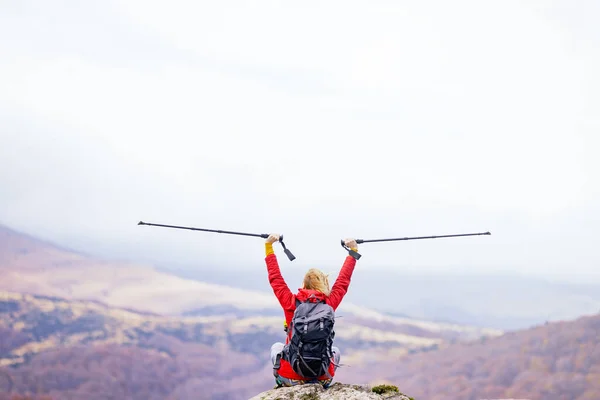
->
[265,250,357,380]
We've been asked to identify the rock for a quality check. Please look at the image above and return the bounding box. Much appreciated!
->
[248,382,414,400]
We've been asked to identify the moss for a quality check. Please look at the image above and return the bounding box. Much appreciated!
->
[298,387,320,400]
[371,384,399,395]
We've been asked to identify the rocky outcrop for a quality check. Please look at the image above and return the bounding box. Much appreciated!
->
[249,382,413,400]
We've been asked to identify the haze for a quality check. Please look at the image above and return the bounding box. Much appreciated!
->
[1,0,599,283]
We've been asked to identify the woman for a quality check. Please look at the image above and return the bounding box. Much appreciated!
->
[264,234,359,388]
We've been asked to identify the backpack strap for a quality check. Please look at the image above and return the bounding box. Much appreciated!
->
[273,351,282,378]
[298,352,319,377]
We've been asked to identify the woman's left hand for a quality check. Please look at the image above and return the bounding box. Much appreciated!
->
[266,234,280,244]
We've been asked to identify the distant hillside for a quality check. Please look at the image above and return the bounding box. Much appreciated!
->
[6,292,596,400]
[0,223,501,339]
[165,263,600,330]
[0,224,86,270]
[0,223,282,314]
[365,312,600,400]
[2,223,599,400]
[0,290,496,400]
[6,222,600,331]
[0,290,267,399]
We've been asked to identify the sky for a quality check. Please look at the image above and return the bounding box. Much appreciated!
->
[1,0,599,283]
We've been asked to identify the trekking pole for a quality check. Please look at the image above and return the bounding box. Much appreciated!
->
[138,221,296,261]
[341,231,491,260]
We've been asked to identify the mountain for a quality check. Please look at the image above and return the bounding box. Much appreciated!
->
[164,264,600,331]
[5,289,597,399]
[0,223,280,314]
[0,290,272,399]
[0,223,503,399]
[367,312,600,400]
[0,223,500,339]
[6,222,600,331]
[6,223,599,399]
[0,290,492,400]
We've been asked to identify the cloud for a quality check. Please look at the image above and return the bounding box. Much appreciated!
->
[0,0,599,281]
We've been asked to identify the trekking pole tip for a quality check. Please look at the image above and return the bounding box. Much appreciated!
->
[138,221,145,225]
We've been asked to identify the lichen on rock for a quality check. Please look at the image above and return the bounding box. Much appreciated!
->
[248,382,414,400]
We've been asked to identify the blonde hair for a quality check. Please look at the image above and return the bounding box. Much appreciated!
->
[302,268,331,296]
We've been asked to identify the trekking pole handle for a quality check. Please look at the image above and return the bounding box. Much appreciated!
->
[263,234,296,261]
[262,233,283,240]
[340,240,361,260]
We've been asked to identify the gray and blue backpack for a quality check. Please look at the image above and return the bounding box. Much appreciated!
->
[282,294,336,379]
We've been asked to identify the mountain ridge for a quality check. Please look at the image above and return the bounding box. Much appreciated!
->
[2,223,600,399]
[0,223,502,341]
[0,289,481,399]
[3,289,597,399]
[5,221,600,330]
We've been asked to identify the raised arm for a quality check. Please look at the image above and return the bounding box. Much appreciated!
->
[265,234,294,310]
[327,238,359,310]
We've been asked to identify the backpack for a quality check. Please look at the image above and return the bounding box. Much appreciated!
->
[283,294,336,379]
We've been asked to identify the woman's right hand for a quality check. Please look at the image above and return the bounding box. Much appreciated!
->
[266,234,280,244]
[344,238,358,250]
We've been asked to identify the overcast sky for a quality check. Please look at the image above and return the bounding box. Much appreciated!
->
[1,0,599,283]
